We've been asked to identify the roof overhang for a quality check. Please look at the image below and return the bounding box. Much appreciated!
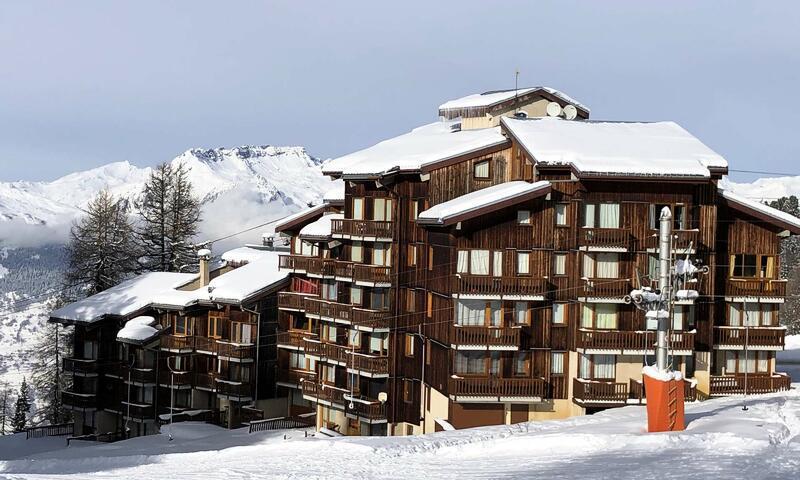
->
[721,190,800,235]
[274,204,327,233]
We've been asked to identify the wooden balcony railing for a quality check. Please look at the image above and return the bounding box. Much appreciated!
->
[194,337,219,354]
[644,229,700,251]
[629,378,697,404]
[448,377,547,399]
[582,277,631,297]
[160,335,196,351]
[62,357,99,375]
[335,261,354,279]
[276,330,317,350]
[304,298,353,323]
[300,381,348,405]
[122,366,157,384]
[278,292,315,311]
[304,339,350,364]
[453,275,550,297]
[62,391,98,409]
[306,257,337,277]
[158,369,193,387]
[714,326,785,348]
[121,401,156,419]
[726,278,787,297]
[277,369,317,386]
[578,227,631,249]
[216,379,252,399]
[572,378,628,404]
[331,219,393,240]
[452,326,521,347]
[347,352,390,376]
[577,329,695,352]
[353,264,392,285]
[278,254,312,271]
[709,373,791,395]
[351,308,391,331]
[216,341,256,360]
[194,373,218,391]
[344,396,387,421]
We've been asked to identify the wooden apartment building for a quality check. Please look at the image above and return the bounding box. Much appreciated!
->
[274,87,797,435]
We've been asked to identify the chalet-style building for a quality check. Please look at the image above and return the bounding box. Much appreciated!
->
[51,244,290,438]
[274,86,797,436]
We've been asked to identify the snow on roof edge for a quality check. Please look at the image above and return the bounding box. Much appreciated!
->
[720,188,800,232]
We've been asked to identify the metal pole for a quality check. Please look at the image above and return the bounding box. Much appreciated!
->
[742,300,749,411]
[657,207,673,372]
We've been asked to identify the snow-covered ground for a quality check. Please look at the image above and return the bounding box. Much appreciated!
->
[1,340,799,479]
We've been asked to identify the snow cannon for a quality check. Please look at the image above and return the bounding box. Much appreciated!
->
[642,365,685,432]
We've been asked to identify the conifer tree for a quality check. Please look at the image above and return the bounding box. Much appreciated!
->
[12,378,32,433]
[0,383,12,435]
[768,196,800,333]
[64,190,140,295]
[26,316,73,425]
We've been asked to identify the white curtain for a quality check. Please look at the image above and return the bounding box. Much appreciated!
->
[758,352,769,372]
[489,301,501,327]
[373,198,386,221]
[599,203,620,228]
[762,306,775,326]
[348,329,360,347]
[385,199,393,221]
[455,351,486,374]
[582,253,595,278]
[728,303,741,326]
[352,198,364,220]
[744,303,759,326]
[556,203,567,225]
[517,252,530,275]
[594,354,615,379]
[325,325,337,341]
[369,334,386,353]
[457,251,469,273]
[595,304,618,329]
[579,354,591,379]
[726,352,737,373]
[672,307,684,330]
[456,300,485,326]
[515,302,528,325]
[553,253,566,275]
[553,304,566,324]
[470,250,490,275]
[350,287,362,306]
[493,251,503,277]
[551,352,564,374]
[581,304,593,328]
[474,161,489,178]
[583,204,596,228]
[596,253,619,278]
[351,241,363,263]
[489,351,501,375]
[515,352,529,375]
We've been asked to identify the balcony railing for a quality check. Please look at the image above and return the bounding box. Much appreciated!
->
[629,378,697,404]
[577,329,695,352]
[714,326,785,349]
[726,278,787,297]
[304,298,353,323]
[452,275,549,297]
[300,381,348,405]
[448,377,547,399]
[276,330,317,350]
[344,395,387,422]
[194,337,218,354]
[452,326,521,348]
[644,229,699,251]
[160,335,196,352]
[709,373,791,396]
[331,219,393,240]
[158,369,193,387]
[278,254,312,272]
[278,292,315,311]
[62,357,99,375]
[351,308,391,331]
[216,341,256,361]
[306,257,337,278]
[352,264,392,285]
[121,401,156,419]
[62,391,98,409]
[582,277,631,297]
[347,352,390,377]
[194,373,218,391]
[335,261,354,279]
[216,379,252,399]
[572,378,628,405]
[578,227,631,249]
[123,367,157,384]
[304,339,350,364]
[277,369,317,387]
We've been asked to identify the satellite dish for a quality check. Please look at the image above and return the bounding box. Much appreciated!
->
[563,104,578,120]
[546,102,562,117]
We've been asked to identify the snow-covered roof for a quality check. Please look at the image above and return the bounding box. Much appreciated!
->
[117,316,161,345]
[51,272,197,324]
[502,117,728,178]
[152,251,289,307]
[322,121,508,178]
[299,213,343,240]
[417,181,551,226]
[438,87,590,115]
[221,246,275,265]
[322,182,345,204]
[720,188,800,233]
[273,204,327,233]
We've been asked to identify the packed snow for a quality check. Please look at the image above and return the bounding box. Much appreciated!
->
[322,121,508,177]
[641,364,683,382]
[299,213,344,239]
[116,316,159,343]
[438,86,590,113]
[502,117,728,177]
[417,181,551,225]
[220,246,277,265]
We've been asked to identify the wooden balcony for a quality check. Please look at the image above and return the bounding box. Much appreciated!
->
[577,329,695,354]
[194,337,218,354]
[629,378,697,404]
[726,278,787,298]
[351,308,391,332]
[304,339,350,364]
[277,369,317,388]
[644,229,700,251]
[572,378,628,406]
[216,379,253,400]
[278,292,315,311]
[581,277,631,298]
[709,373,791,396]
[300,381,348,406]
[304,297,353,323]
[452,275,549,298]
[158,369,193,388]
[276,330,317,350]
[278,254,312,272]
[352,264,392,286]
[344,395,387,423]
[62,357,99,376]
[160,335,195,352]
[122,366,157,385]
[578,227,631,250]
[121,401,156,420]
[347,352,390,378]
[451,326,521,349]
[194,373,218,391]
[216,341,256,362]
[331,219,393,240]
[714,326,786,350]
[448,377,547,401]
[335,261,354,280]
[306,257,337,278]
[62,391,98,410]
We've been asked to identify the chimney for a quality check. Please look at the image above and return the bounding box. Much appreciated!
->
[197,248,212,286]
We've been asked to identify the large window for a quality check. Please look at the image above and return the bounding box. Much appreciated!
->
[582,252,619,278]
[290,352,315,371]
[555,203,568,226]
[513,352,530,376]
[727,303,778,327]
[517,251,530,275]
[295,237,318,257]
[579,353,615,380]
[371,288,390,310]
[208,313,225,339]
[454,351,500,375]
[515,302,529,325]
[725,351,770,374]
[673,305,695,330]
[352,197,365,220]
[583,203,620,228]
[173,316,192,336]
[581,304,618,329]
[551,352,565,375]
[456,299,502,327]
[372,243,392,266]
[553,253,567,276]
[372,198,393,222]
[552,303,567,324]
[351,241,363,263]
[730,254,775,279]
[321,280,337,301]
[231,322,253,344]
[470,250,490,275]
[649,203,687,230]
[456,249,502,276]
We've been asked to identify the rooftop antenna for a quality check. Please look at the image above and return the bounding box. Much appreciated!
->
[514,69,520,113]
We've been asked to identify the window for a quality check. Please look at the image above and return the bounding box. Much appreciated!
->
[427,292,433,318]
[553,253,567,275]
[371,288,389,310]
[456,300,502,327]
[457,250,502,276]
[405,334,415,357]
[231,322,253,344]
[649,204,687,230]
[352,198,365,220]
[552,303,567,324]
[551,352,565,375]
[406,289,416,312]
[725,351,771,374]
[290,352,315,371]
[579,354,615,380]
[408,245,418,266]
[582,252,619,278]
[648,253,659,279]
[470,250,490,275]
[673,305,695,330]
[428,246,434,271]
[348,329,360,347]
[581,304,618,329]
[457,250,468,274]
[455,351,487,375]
[173,316,192,336]
[351,241,363,263]
[321,280,337,300]
[517,210,531,225]
[208,314,225,339]
[410,200,419,220]
[83,340,98,360]
[322,324,337,342]
[730,254,775,279]
[373,198,393,221]
[369,333,387,354]
[473,160,490,179]
[350,286,363,306]
[403,379,413,403]
[727,302,778,327]
[515,302,529,325]
[517,251,530,275]
[493,251,503,277]
[583,203,620,228]
[513,352,530,376]
[373,243,392,266]
[555,203,568,226]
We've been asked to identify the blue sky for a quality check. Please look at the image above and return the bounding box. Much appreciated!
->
[1,1,798,183]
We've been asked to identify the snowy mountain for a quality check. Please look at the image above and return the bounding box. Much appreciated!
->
[722,175,800,202]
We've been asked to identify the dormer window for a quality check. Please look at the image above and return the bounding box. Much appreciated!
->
[474,160,490,179]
